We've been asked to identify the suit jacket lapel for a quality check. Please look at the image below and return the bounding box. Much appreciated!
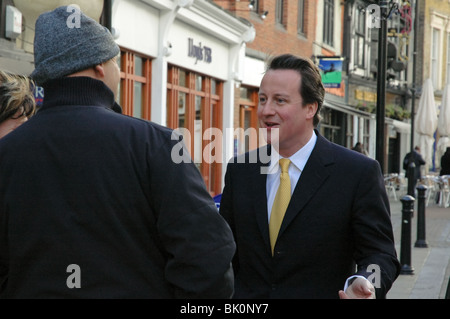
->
[278,133,334,236]
[252,145,271,250]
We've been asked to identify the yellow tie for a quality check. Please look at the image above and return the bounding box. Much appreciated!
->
[269,158,291,255]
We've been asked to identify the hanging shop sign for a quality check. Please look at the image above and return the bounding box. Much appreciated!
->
[318,57,343,88]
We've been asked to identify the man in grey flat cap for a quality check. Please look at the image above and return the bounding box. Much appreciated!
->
[0,6,235,299]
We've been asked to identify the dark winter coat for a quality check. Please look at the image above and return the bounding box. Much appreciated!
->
[0,77,235,298]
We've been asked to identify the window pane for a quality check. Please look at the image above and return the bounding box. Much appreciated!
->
[276,0,284,25]
[194,95,202,166]
[194,117,202,165]
[179,70,186,87]
[447,33,450,84]
[195,96,202,120]
[244,110,252,153]
[298,0,304,34]
[196,75,202,91]
[358,38,364,65]
[178,92,186,128]
[250,0,259,12]
[240,87,248,99]
[133,82,142,118]
[323,0,334,46]
[135,57,143,76]
[432,28,439,88]
[211,79,216,95]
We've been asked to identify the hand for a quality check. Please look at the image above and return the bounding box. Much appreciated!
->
[338,277,376,299]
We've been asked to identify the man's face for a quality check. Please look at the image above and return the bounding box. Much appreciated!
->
[257,69,316,156]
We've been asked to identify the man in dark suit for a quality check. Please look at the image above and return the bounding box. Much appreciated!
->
[220,54,400,299]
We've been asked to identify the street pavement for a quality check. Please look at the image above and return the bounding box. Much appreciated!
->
[386,190,450,299]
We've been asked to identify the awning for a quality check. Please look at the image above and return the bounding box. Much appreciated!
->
[322,100,374,118]
[392,119,411,134]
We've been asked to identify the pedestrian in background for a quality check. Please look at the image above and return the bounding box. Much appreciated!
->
[352,142,368,156]
[403,146,426,189]
[0,70,36,139]
[0,6,235,298]
[220,54,400,299]
[440,147,450,176]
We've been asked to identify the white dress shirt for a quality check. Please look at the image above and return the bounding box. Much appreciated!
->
[266,131,317,222]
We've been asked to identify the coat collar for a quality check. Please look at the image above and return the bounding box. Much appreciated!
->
[40,76,116,111]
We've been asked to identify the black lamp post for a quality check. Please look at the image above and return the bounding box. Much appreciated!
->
[407,0,419,197]
[375,1,389,172]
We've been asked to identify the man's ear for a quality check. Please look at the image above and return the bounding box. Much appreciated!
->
[93,64,106,79]
[305,102,318,120]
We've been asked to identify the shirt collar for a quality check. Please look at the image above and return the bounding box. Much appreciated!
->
[268,131,317,173]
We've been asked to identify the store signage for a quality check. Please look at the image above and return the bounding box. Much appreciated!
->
[355,89,376,103]
[188,38,212,64]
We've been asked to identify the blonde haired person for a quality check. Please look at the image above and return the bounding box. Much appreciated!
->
[0,70,36,139]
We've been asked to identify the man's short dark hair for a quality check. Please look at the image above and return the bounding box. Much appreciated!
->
[266,54,325,127]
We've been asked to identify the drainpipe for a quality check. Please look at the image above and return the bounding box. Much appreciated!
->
[103,0,112,31]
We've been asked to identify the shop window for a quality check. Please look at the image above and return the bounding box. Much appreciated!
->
[363,118,370,154]
[239,86,259,154]
[118,50,152,120]
[346,113,354,148]
[319,107,344,144]
[167,65,223,196]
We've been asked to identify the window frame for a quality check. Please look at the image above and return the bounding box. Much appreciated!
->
[166,65,223,196]
[118,49,152,120]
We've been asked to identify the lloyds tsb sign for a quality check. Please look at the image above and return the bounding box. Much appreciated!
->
[188,38,212,64]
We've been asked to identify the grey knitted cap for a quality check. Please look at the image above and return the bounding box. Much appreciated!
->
[31,6,120,85]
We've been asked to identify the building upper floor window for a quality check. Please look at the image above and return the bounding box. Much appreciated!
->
[297,0,305,35]
[276,0,286,28]
[249,0,259,13]
[431,28,440,89]
[323,0,334,46]
[447,33,450,85]
[354,4,365,68]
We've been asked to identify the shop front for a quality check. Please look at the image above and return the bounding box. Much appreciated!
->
[114,0,255,195]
